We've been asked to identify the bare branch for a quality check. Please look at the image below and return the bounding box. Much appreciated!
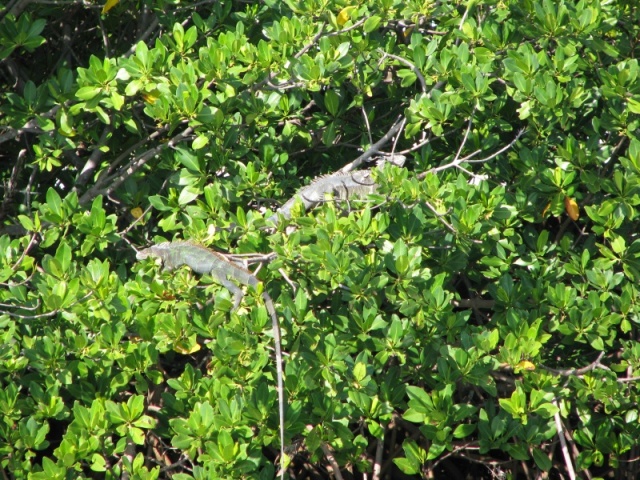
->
[453,298,495,309]
[124,15,160,58]
[294,23,327,59]
[540,352,608,377]
[553,400,577,480]
[277,268,297,294]
[372,436,384,480]
[0,292,93,319]
[320,443,346,480]
[390,117,406,156]
[338,116,405,173]
[78,126,193,206]
[76,125,113,186]
[465,127,526,164]
[0,148,26,221]
[419,126,525,179]
[340,80,445,173]
[0,105,60,145]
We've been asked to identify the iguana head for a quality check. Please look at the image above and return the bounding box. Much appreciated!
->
[135,243,170,260]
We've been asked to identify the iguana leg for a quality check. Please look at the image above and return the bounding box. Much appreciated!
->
[218,277,244,311]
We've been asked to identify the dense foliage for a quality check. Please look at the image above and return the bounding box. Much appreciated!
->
[2,0,640,478]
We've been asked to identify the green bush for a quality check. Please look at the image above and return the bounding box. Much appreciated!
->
[1,0,640,478]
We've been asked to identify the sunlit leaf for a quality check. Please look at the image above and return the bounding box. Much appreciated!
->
[515,360,536,371]
[130,207,143,219]
[564,196,579,220]
[337,6,357,26]
[101,0,120,14]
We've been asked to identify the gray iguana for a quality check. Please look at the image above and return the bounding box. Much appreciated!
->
[266,154,406,226]
[136,241,286,478]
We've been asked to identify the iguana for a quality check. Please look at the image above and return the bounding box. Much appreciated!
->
[136,241,287,478]
[266,154,406,226]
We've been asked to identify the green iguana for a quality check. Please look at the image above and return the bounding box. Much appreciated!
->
[136,241,286,478]
[266,154,406,226]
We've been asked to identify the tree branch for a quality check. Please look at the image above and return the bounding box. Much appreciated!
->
[78,126,192,206]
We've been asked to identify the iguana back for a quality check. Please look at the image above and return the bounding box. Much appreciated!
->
[137,241,259,286]
[266,170,377,225]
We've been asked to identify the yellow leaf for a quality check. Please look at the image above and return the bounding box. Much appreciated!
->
[130,207,143,219]
[516,360,536,371]
[564,196,579,220]
[541,202,551,218]
[101,0,120,14]
[402,25,414,42]
[141,89,161,105]
[337,6,357,26]
[174,340,201,355]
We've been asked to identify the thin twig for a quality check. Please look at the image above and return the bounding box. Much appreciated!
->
[9,233,39,272]
[458,0,473,31]
[394,128,455,155]
[0,105,60,144]
[419,127,525,179]
[0,293,93,319]
[464,128,525,163]
[378,50,427,94]
[362,105,373,145]
[294,23,327,59]
[273,268,294,294]
[540,352,607,377]
[454,110,475,163]
[340,80,445,173]
[0,299,39,310]
[325,16,370,39]
[260,17,369,91]
[425,108,476,176]
[390,117,406,156]
[119,176,171,235]
[106,125,169,176]
[422,199,457,234]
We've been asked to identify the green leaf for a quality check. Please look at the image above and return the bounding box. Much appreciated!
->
[324,90,339,116]
[396,68,417,87]
[45,188,63,220]
[178,187,200,205]
[393,457,420,475]
[364,16,381,33]
[532,447,552,471]
[76,86,101,100]
[453,423,476,438]
[192,134,209,150]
